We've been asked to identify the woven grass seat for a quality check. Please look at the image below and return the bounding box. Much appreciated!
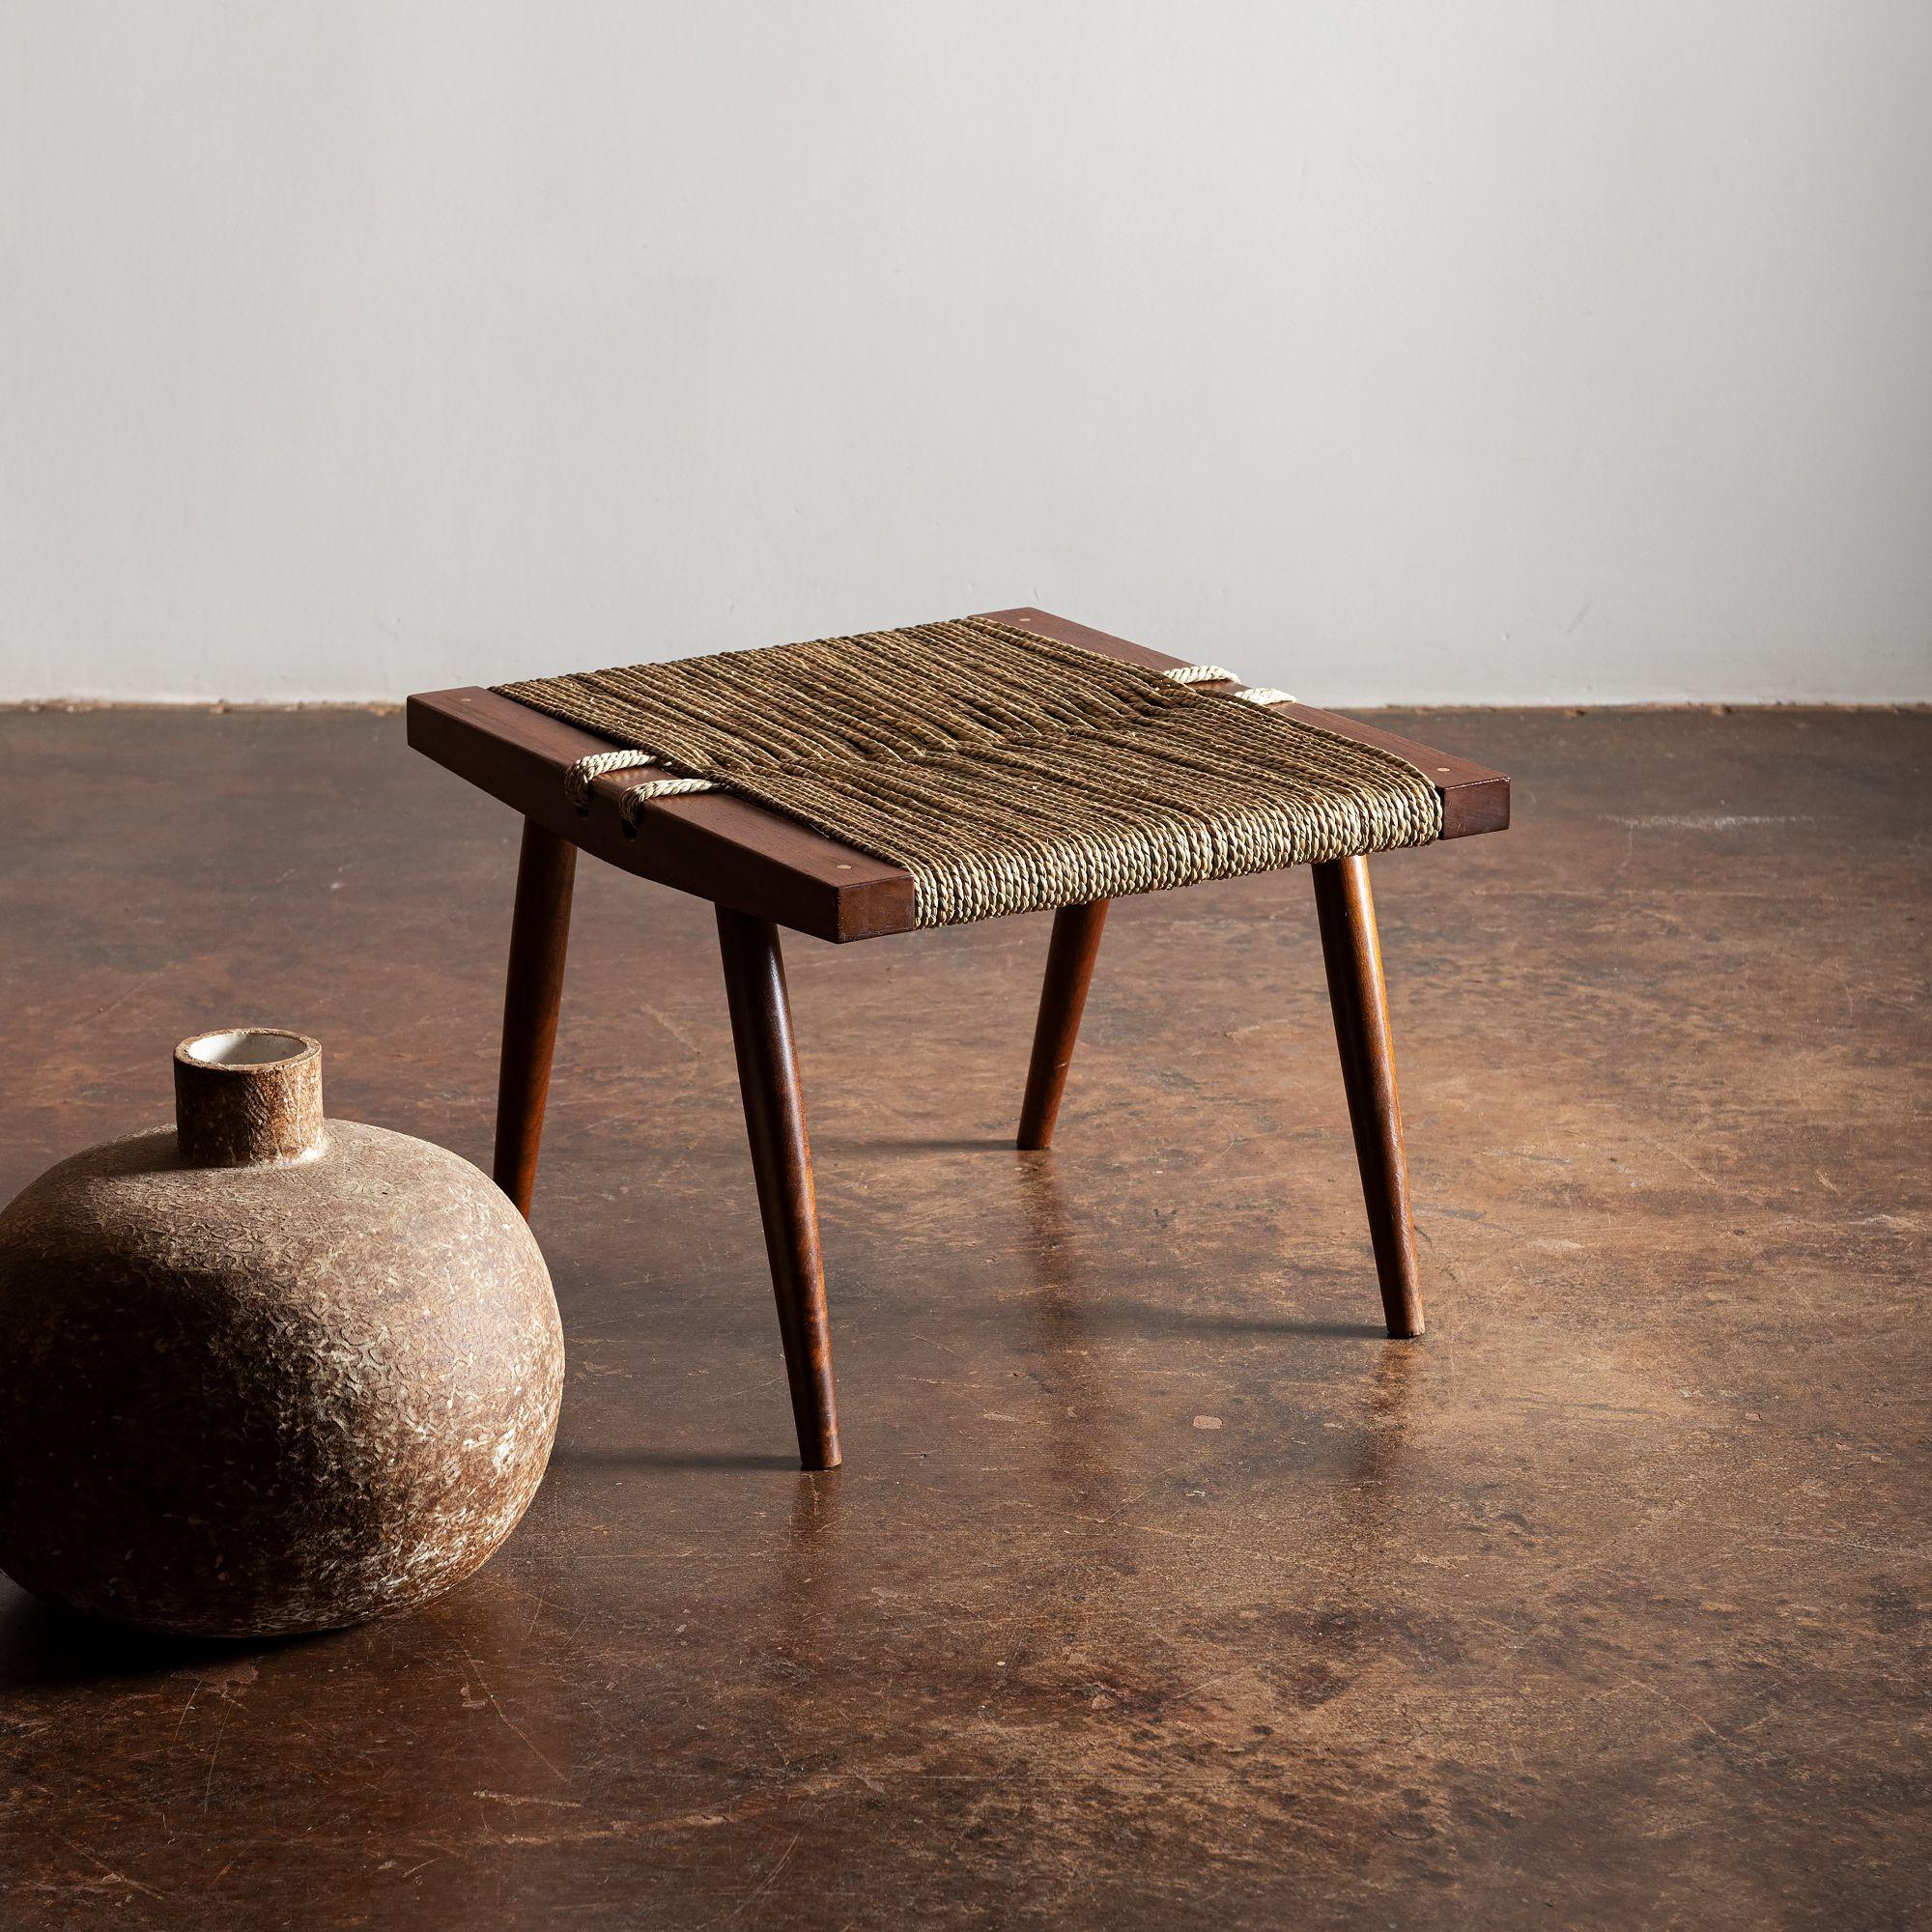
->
[410,608,1510,1469]
[491,614,1448,929]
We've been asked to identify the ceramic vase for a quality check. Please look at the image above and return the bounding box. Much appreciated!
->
[0,1029,564,1637]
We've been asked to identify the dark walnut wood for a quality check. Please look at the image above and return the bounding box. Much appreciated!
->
[715,907,841,1470]
[407,607,1508,944]
[408,684,915,944]
[1311,855,1425,1338]
[1016,900,1111,1151]
[494,818,578,1219]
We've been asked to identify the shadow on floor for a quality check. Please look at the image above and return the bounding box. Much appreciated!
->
[834,1136,1017,1155]
[0,1591,315,1691]
[548,1445,800,1472]
[1086,1303,1391,1341]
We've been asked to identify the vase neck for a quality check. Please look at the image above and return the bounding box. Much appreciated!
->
[173,1030,326,1166]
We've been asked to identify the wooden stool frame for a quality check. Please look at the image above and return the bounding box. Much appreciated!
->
[410,609,1509,1469]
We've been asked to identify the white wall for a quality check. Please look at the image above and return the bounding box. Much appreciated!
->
[3,2,1928,705]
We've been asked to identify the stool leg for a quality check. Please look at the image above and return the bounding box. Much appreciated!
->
[1310,857,1425,1338]
[1017,900,1110,1151]
[494,817,578,1219]
[715,906,841,1470]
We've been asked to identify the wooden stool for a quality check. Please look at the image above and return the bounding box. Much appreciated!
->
[409,609,1509,1470]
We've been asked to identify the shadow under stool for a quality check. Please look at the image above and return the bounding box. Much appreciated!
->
[408,607,1510,1470]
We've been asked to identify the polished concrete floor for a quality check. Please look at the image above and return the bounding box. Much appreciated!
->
[0,704,1925,1929]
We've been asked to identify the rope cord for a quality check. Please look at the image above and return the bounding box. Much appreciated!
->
[504,618,1438,927]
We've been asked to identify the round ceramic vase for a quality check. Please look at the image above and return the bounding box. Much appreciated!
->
[0,1029,564,1637]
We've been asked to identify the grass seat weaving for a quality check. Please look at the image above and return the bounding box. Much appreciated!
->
[495,615,1443,928]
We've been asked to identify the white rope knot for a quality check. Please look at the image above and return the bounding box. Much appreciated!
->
[617,775,717,827]
[1162,663,1296,706]
[565,749,664,810]
[567,748,720,823]
[1165,664,1294,704]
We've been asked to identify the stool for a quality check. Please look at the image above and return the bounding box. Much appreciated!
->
[409,608,1509,1469]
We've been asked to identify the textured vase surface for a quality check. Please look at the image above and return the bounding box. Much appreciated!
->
[0,1029,564,1637]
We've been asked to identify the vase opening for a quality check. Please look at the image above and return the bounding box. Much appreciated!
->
[173,1027,326,1166]
[183,1029,311,1068]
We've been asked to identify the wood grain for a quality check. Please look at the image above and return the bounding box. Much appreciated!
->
[1016,901,1111,1151]
[493,818,577,1219]
[408,686,913,944]
[715,906,841,1471]
[1311,855,1425,1338]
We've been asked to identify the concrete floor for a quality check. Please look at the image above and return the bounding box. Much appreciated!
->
[0,704,1925,1929]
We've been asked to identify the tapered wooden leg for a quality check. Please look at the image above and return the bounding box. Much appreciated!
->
[1017,900,1110,1151]
[1311,857,1425,1338]
[715,906,841,1470]
[494,818,578,1219]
